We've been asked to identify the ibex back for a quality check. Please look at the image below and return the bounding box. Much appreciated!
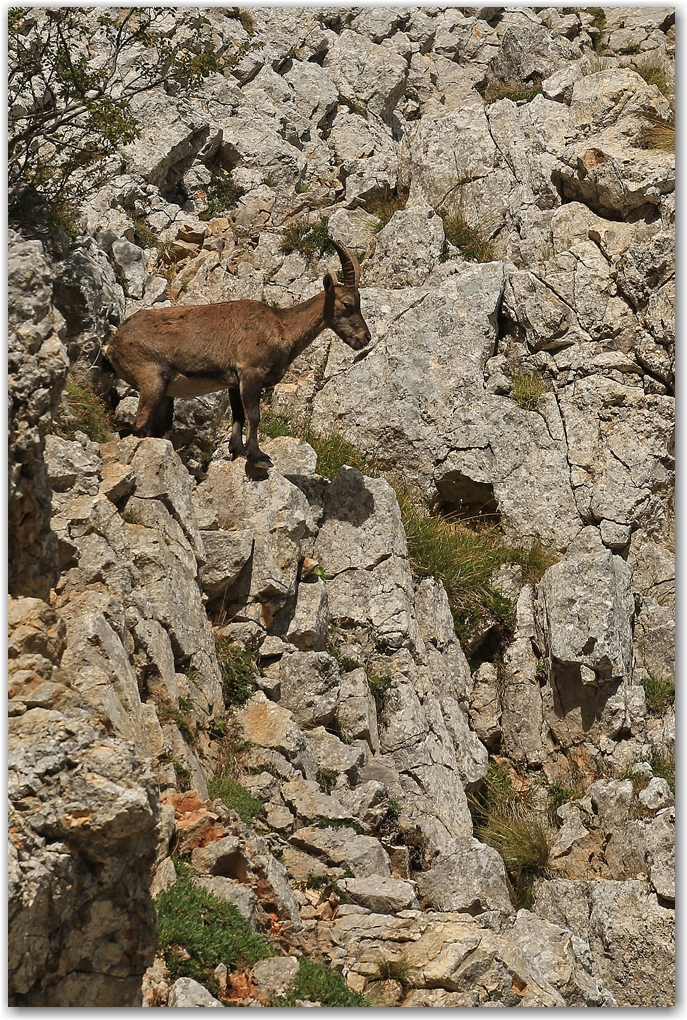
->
[104,240,371,468]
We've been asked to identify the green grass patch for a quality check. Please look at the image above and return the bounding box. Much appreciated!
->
[651,752,675,794]
[208,773,264,823]
[366,672,393,710]
[200,171,246,220]
[215,640,257,707]
[280,216,335,260]
[317,767,340,793]
[317,817,364,834]
[157,862,272,992]
[259,406,295,439]
[439,207,496,263]
[369,959,410,985]
[365,186,408,231]
[510,372,550,411]
[642,675,675,714]
[57,375,114,444]
[397,488,515,643]
[305,430,376,480]
[272,958,369,1007]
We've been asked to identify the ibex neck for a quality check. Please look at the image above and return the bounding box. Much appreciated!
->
[278,291,328,361]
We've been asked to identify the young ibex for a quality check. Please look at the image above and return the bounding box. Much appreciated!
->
[104,240,371,468]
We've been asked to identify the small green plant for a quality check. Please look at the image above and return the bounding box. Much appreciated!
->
[317,817,364,834]
[132,217,163,250]
[215,639,257,706]
[317,767,340,793]
[295,180,312,194]
[259,406,295,438]
[366,672,393,710]
[120,507,142,525]
[365,186,409,231]
[57,376,115,444]
[305,430,376,480]
[228,7,256,36]
[642,675,675,714]
[263,170,277,187]
[618,44,642,55]
[208,773,263,823]
[156,698,197,746]
[651,753,675,794]
[200,171,246,220]
[510,540,559,585]
[585,7,607,50]
[280,216,334,260]
[339,94,368,118]
[387,798,403,819]
[510,371,550,411]
[483,78,543,105]
[272,958,369,1007]
[209,717,228,738]
[306,874,352,903]
[439,207,496,263]
[157,861,272,992]
[340,655,361,672]
[172,760,192,791]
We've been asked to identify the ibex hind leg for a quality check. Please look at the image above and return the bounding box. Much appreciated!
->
[153,396,174,441]
[227,388,247,459]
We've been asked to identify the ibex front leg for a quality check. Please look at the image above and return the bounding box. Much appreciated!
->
[227,388,247,459]
[135,369,171,438]
[239,372,272,468]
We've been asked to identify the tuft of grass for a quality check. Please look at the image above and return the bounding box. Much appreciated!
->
[509,540,560,585]
[199,171,246,221]
[215,640,257,707]
[259,406,295,439]
[305,430,376,480]
[120,507,142,525]
[369,959,410,985]
[208,773,264,823]
[642,675,675,714]
[57,375,114,444]
[471,762,550,909]
[132,217,163,250]
[172,760,192,791]
[483,78,542,105]
[396,488,514,644]
[439,207,496,263]
[272,958,369,1007]
[510,371,550,411]
[633,121,675,152]
[155,698,197,746]
[632,64,673,101]
[157,862,272,992]
[263,170,277,187]
[651,753,675,794]
[365,186,408,231]
[280,216,334,260]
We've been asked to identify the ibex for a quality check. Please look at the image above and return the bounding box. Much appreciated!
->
[104,240,370,468]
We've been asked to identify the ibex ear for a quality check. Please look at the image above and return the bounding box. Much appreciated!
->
[323,271,337,292]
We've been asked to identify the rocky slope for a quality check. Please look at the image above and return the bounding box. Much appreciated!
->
[8,6,674,1008]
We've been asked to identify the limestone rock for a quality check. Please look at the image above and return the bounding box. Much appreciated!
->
[415,837,514,917]
[340,876,419,914]
[168,977,224,1008]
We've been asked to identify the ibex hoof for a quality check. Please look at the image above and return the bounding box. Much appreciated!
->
[248,453,273,470]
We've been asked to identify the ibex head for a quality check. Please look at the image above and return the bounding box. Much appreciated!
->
[323,239,371,351]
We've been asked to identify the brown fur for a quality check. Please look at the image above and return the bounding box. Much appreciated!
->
[104,243,371,466]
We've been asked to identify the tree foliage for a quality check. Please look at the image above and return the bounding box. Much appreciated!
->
[8,7,231,231]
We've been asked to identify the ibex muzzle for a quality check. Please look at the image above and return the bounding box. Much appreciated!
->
[105,239,370,468]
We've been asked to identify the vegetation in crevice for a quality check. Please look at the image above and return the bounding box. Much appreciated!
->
[641,675,675,715]
[208,773,263,823]
[55,375,115,444]
[651,752,675,794]
[482,77,543,106]
[365,185,409,231]
[156,861,273,994]
[438,206,496,263]
[271,958,370,1007]
[280,216,335,260]
[199,170,246,220]
[510,371,550,411]
[215,639,257,707]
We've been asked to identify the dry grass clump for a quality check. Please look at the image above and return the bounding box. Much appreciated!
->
[631,64,674,101]
[510,371,550,411]
[439,207,496,263]
[633,120,675,152]
[366,186,409,231]
[483,78,542,105]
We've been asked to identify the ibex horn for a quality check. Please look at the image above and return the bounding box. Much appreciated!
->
[331,238,360,290]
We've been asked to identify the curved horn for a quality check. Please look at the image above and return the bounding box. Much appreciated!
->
[331,238,360,290]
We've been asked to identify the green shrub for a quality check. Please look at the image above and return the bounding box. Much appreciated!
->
[272,958,369,1007]
[57,376,114,444]
[157,863,272,992]
[366,672,393,710]
[439,208,496,263]
[510,540,559,585]
[215,640,256,706]
[280,216,334,259]
[510,372,549,411]
[200,171,246,219]
[340,655,361,672]
[208,773,263,823]
[642,675,675,714]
